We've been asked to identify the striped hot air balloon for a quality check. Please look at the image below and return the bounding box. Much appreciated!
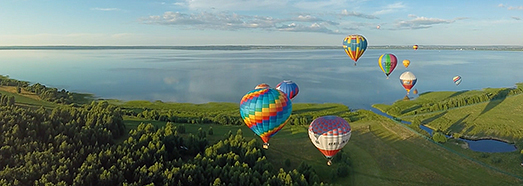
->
[240,88,292,149]
[378,53,398,79]
[453,76,462,86]
[309,116,352,165]
[276,80,299,100]
[254,83,270,89]
[343,35,368,66]
[400,71,417,94]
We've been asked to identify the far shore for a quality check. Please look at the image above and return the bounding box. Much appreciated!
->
[1,45,523,51]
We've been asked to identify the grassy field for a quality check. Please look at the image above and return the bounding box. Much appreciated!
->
[0,86,58,108]
[374,89,523,142]
[124,110,523,185]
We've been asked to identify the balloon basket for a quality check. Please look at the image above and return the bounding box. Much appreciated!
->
[327,160,332,166]
[262,143,269,149]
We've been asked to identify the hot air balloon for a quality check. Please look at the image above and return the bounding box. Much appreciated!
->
[400,71,417,94]
[309,116,351,166]
[413,89,418,95]
[453,76,462,86]
[378,53,397,79]
[403,59,410,68]
[240,88,292,149]
[413,45,419,50]
[276,80,299,99]
[343,35,368,66]
[255,83,270,89]
[376,25,381,29]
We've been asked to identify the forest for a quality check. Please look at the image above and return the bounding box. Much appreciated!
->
[0,91,336,185]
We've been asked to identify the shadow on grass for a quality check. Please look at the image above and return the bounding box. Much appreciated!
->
[448,114,470,133]
[447,90,468,99]
[420,111,447,125]
[479,89,511,116]
[401,104,422,115]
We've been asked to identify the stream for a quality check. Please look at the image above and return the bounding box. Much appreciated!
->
[369,108,517,153]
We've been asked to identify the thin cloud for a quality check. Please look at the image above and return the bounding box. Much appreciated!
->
[91,7,120,11]
[373,2,406,15]
[339,10,378,19]
[394,16,460,29]
[498,3,523,10]
[141,11,342,34]
[277,22,340,34]
[507,6,523,10]
[174,0,288,11]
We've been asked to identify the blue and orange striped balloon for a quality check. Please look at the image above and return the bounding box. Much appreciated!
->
[343,34,368,65]
[240,88,292,149]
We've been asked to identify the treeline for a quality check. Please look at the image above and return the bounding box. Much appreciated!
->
[24,83,76,104]
[0,75,84,104]
[129,107,355,126]
[387,86,523,116]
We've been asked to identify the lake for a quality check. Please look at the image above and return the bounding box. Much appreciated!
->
[2,48,523,110]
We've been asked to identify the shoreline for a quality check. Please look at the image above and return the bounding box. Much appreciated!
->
[1,45,523,51]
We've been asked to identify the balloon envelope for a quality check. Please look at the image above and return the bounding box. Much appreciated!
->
[255,83,270,89]
[309,116,351,160]
[400,71,417,93]
[240,88,292,149]
[413,45,419,50]
[403,59,410,68]
[276,80,299,99]
[453,76,462,86]
[378,53,398,78]
[343,35,368,64]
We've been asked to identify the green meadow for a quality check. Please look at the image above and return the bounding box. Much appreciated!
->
[373,85,523,142]
[124,109,523,185]
[5,84,523,185]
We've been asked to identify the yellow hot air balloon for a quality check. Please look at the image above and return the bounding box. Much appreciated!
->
[403,59,410,68]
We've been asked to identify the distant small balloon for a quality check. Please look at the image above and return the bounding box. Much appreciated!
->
[413,89,418,95]
[376,25,381,29]
[453,76,462,86]
[402,59,410,68]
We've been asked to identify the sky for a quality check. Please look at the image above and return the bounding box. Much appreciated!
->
[0,0,522,46]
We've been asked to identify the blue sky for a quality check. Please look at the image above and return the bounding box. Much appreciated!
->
[0,0,522,46]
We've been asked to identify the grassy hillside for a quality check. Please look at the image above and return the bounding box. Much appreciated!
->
[373,86,523,142]
[124,110,523,185]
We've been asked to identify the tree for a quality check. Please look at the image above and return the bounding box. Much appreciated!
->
[208,127,214,135]
[432,132,447,143]
[16,86,21,94]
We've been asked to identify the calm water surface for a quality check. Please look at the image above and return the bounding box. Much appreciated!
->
[2,49,523,110]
